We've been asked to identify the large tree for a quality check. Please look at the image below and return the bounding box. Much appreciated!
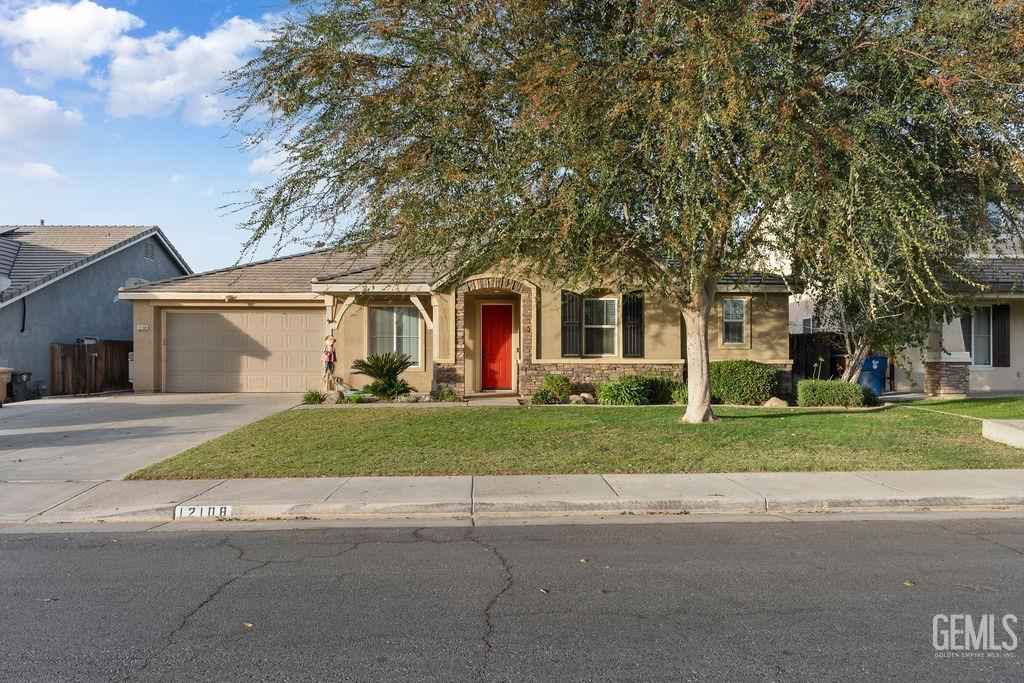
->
[229,0,1024,422]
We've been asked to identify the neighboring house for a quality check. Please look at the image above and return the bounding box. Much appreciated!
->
[894,257,1024,396]
[119,247,794,396]
[0,225,191,395]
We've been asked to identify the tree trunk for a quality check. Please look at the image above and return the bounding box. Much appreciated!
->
[681,276,717,424]
[841,342,869,382]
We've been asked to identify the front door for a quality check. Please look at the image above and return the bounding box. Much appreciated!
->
[481,304,513,390]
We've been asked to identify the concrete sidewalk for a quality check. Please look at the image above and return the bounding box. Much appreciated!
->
[3,469,1024,525]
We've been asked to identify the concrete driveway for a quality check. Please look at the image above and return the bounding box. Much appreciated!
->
[0,393,299,481]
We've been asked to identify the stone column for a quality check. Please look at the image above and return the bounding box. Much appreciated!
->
[922,318,970,398]
[0,368,11,408]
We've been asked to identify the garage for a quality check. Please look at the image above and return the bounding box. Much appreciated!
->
[164,309,323,392]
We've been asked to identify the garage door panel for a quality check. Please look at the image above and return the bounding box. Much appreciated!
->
[165,310,322,393]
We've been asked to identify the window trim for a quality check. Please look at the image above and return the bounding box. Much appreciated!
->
[367,304,422,368]
[971,305,993,368]
[583,296,618,357]
[719,297,750,349]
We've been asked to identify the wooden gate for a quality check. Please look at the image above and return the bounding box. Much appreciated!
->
[50,340,133,396]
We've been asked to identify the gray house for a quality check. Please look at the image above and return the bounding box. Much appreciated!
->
[0,225,190,396]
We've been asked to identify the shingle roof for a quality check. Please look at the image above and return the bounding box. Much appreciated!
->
[719,271,790,288]
[127,244,437,294]
[966,257,1024,293]
[0,225,190,306]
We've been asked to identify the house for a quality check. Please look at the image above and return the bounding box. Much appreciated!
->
[118,247,794,396]
[894,257,1024,396]
[0,225,191,396]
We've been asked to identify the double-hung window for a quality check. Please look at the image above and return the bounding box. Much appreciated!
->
[368,306,420,366]
[723,299,746,344]
[971,306,992,367]
[584,298,616,355]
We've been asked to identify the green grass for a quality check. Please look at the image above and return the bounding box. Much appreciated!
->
[903,397,1024,420]
[128,403,1024,479]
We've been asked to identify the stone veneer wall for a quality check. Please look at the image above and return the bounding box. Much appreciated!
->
[923,361,969,396]
[518,363,686,394]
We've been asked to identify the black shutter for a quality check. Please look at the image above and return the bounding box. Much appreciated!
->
[960,311,973,354]
[561,291,582,357]
[623,291,644,358]
[993,304,1011,367]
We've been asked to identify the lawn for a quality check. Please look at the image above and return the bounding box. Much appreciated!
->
[903,397,1024,420]
[128,402,1024,479]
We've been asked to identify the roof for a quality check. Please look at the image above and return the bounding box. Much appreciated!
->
[124,244,437,295]
[719,271,790,289]
[0,225,191,307]
[966,257,1024,293]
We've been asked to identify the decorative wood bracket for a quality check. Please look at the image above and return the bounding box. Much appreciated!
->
[409,295,434,329]
[325,295,356,332]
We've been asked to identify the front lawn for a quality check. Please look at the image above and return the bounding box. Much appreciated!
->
[903,397,1024,420]
[128,403,1024,479]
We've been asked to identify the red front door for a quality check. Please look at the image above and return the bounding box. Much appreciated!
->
[481,304,513,390]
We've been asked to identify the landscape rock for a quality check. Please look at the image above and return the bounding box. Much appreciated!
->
[579,392,596,404]
[762,397,789,408]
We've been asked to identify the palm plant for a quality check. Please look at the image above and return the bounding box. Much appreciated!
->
[352,352,414,381]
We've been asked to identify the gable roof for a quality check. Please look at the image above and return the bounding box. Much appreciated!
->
[0,225,191,308]
[965,257,1024,293]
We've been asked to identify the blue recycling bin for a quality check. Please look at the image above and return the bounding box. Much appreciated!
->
[857,356,888,396]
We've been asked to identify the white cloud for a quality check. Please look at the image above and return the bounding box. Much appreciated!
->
[107,17,267,124]
[247,144,288,176]
[0,87,83,142]
[169,173,190,189]
[0,1,143,80]
[0,161,68,183]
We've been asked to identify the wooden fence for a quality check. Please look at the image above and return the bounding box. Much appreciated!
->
[50,340,133,396]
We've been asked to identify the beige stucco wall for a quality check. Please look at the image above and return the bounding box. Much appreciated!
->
[534,284,789,364]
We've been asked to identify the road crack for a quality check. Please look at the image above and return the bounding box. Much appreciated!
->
[469,532,513,682]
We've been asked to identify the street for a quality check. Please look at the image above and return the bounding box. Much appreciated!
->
[2,517,1023,681]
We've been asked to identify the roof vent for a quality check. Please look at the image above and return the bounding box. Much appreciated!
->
[39,219,44,226]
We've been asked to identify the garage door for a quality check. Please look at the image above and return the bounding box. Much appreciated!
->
[164,310,323,392]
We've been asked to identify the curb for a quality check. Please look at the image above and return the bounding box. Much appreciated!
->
[23,494,1024,525]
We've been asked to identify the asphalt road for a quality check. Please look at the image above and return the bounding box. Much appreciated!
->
[2,518,1024,681]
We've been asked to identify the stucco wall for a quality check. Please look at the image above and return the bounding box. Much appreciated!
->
[335,296,434,393]
[534,284,789,364]
[0,237,185,394]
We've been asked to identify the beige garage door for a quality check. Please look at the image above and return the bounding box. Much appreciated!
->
[164,310,323,392]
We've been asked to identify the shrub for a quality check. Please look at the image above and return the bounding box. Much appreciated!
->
[797,379,880,407]
[671,385,688,405]
[435,387,462,402]
[541,374,573,402]
[708,360,780,405]
[364,377,412,400]
[351,352,414,382]
[597,374,681,405]
[531,387,562,404]
[337,393,363,404]
[303,389,327,404]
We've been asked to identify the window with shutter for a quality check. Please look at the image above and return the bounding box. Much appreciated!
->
[623,292,644,357]
[560,291,582,357]
[993,304,1011,367]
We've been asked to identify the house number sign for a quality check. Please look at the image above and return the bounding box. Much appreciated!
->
[175,505,232,519]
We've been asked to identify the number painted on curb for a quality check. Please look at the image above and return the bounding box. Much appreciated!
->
[175,505,232,519]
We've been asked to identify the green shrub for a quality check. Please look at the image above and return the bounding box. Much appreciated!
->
[671,385,688,405]
[597,374,681,405]
[541,374,573,401]
[337,393,364,404]
[797,379,879,407]
[435,387,462,402]
[708,360,780,405]
[531,387,562,404]
[364,377,411,400]
[303,389,327,404]
[352,352,414,382]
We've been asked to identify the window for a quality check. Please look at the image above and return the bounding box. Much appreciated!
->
[972,306,992,366]
[723,299,745,344]
[801,317,816,334]
[369,306,419,366]
[584,298,616,355]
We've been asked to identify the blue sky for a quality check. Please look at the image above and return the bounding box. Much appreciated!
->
[0,1,305,272]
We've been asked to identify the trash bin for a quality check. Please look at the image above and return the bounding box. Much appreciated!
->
[857,356,888,396]
[10,371,32,402]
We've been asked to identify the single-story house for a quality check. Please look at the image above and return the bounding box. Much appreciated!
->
[895,257,1024,396]
[118,247,794,396]
[0,225,190,396]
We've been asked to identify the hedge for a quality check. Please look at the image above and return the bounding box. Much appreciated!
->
[596,374,681,405]
[707,360,780,405]
[797,379,879,407]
